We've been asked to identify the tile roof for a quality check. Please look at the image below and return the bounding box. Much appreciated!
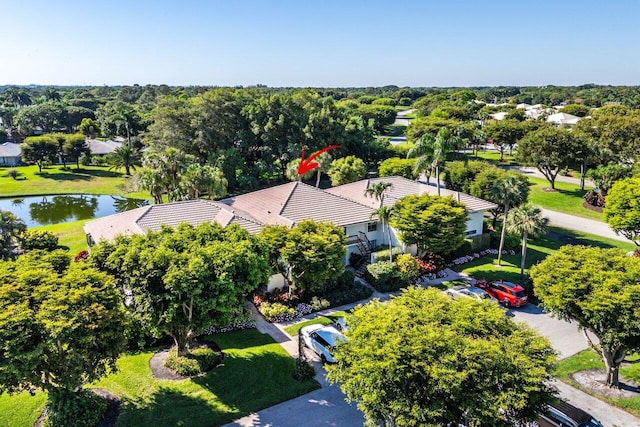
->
[83,199,263,243]
[0,142,21,157]
[87,139,123,155]
[223,181,375,227]
[327,176,497,213]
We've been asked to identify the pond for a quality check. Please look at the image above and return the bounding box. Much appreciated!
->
[0,194,150,228]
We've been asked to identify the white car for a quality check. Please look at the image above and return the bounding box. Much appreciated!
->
[300,324,346,363]
[445,285,498,303]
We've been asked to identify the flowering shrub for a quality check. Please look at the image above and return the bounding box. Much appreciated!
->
[396,254,421,280]
[421,252,446,273]
[448,249,516,267]
[201,318,256,335]
[258,301,314,323]
[253,286,302,308]
[74,249,90,263]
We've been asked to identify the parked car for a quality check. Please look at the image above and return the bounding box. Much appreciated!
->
[475,280,528,308]
[300,324,346,363]
[445,285,498,303]
[538,400,604,427]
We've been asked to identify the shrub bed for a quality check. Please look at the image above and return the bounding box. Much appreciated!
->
[365,261,404,292]
[372,247,404,263]
[164,345,222,376]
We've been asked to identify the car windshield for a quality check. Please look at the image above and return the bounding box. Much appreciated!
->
[514,291,526,297]
[582,419,604,427]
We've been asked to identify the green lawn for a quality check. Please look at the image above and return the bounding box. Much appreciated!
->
[284,311,349,336]
[34,219,92,255]
[468,150,518,165]
[0,165,148,198]
[456,227,634,284]
[527,177,603,221]
[0,329,319,427]
[555,350,640,417]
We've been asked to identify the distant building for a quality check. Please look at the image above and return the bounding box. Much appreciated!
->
[0,142,22,166]
[546,112,581,127]
[86,139,123,156]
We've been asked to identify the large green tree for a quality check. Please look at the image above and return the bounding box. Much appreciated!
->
[280,220,346,294]
[62,133,91,170]
[390,194,467,256]
[327,287,557,427]
[20,135,59,172]
[516,126,577,189]
[531,246,640,387]
[605,177,640,247]
[327,155,367,186]
[484,119,528,161]
[91,222,270,356]
[0,252,126,425]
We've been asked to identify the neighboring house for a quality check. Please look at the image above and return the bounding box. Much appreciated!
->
[0,142,22,166]
[84,177,498,289]
[489,112,508,121]
[546,112,581,127]
[86,139,123,156]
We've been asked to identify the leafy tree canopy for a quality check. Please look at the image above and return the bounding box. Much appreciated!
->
[605,177,640,246]
[328,155,367,186]
[327,287,556,427]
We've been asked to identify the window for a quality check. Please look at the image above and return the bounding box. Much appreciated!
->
[465,230,477,236]
[367,222,377,232]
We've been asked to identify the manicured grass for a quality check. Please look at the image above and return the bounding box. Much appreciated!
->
[0,391,47,427]
[34,219,92,255]
[0,165,146,198]
[527,177,603,221]
[555,349,640,417]
[456,227,634,284]
[284,311,349,336]
[468,150,518,165]
[0,329,319,427]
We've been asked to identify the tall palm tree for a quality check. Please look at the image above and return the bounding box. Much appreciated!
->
[371,205,396,262]
[285,158,314,182]
[365,181,394,260]
[505,204,549,281]
[109,145,141,176]
[432,128,460,196]
[407,134,435,184]
[490,174,530,266]
[314,152,332,187]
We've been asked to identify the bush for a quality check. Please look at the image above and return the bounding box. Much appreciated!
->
[372,247,404,262]
[292,358,316,381]
[365,261,404,292]
[468,233,491,251]
[164,346,221,376]
[259,302,295,322]
[20,229,59,251]
[79,153,91,166]
[5,168,19,179]
[451,239,473,258]
[420,252,447,273]
[490,231,520,251]
[349,251,365,268]
[323,281,373,307]
[396,254,420,280]
[378,157,418,180]
[45,389,106,427]
[310,296,330,311]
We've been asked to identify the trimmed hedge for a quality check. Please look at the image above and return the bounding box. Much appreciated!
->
[372,247,404,262]
[365,261,404,292]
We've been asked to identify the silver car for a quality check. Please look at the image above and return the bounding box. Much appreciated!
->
[445,285,497,303]
[300,324,346,363]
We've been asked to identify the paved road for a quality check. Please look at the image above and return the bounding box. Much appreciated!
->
[540,208,630,243]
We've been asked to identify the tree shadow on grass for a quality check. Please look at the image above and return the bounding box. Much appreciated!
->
[117,387,224,427]
[36,170,92,181]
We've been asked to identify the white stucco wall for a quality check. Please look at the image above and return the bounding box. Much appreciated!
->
[266,273,286,292]
[344,221,381,265]
[465,211,485,237]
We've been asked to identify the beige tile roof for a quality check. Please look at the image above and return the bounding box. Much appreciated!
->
[223,181,375,227]
[328,176,497,213]
[83,199,263,243]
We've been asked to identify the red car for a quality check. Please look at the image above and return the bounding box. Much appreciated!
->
[475,280,528,308]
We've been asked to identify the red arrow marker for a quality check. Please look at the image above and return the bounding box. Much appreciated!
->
[297,145,341,176]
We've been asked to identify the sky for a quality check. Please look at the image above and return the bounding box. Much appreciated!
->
[1,0,639,87]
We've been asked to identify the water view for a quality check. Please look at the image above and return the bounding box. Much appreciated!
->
[0,194,150,228]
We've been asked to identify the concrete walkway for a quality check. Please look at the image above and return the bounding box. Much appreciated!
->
[510,165,595,187]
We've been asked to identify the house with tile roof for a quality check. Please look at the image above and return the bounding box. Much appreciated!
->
[84,177,497,289]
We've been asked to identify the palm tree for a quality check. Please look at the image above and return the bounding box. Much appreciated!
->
[285,158,314,182]
[109,145,141,176]
[364,181,394,260]
[490,175,530,266]
[407,134,435,184]
[136,168,164,204]
[371,205,396,262]
[505,204,549,281]
[314,152,332,187]
[432,128,460,196]
[364,181,393,201]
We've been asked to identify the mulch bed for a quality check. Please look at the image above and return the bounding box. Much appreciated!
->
[149,341,224,381]
[571,369,640,399]
[582,201,604,213]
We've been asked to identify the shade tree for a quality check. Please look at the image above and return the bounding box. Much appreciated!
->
[604,177,640,247]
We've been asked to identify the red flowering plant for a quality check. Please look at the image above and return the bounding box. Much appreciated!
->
[74,249,90,263]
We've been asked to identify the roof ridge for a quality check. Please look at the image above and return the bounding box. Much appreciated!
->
[278,181,299,215]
